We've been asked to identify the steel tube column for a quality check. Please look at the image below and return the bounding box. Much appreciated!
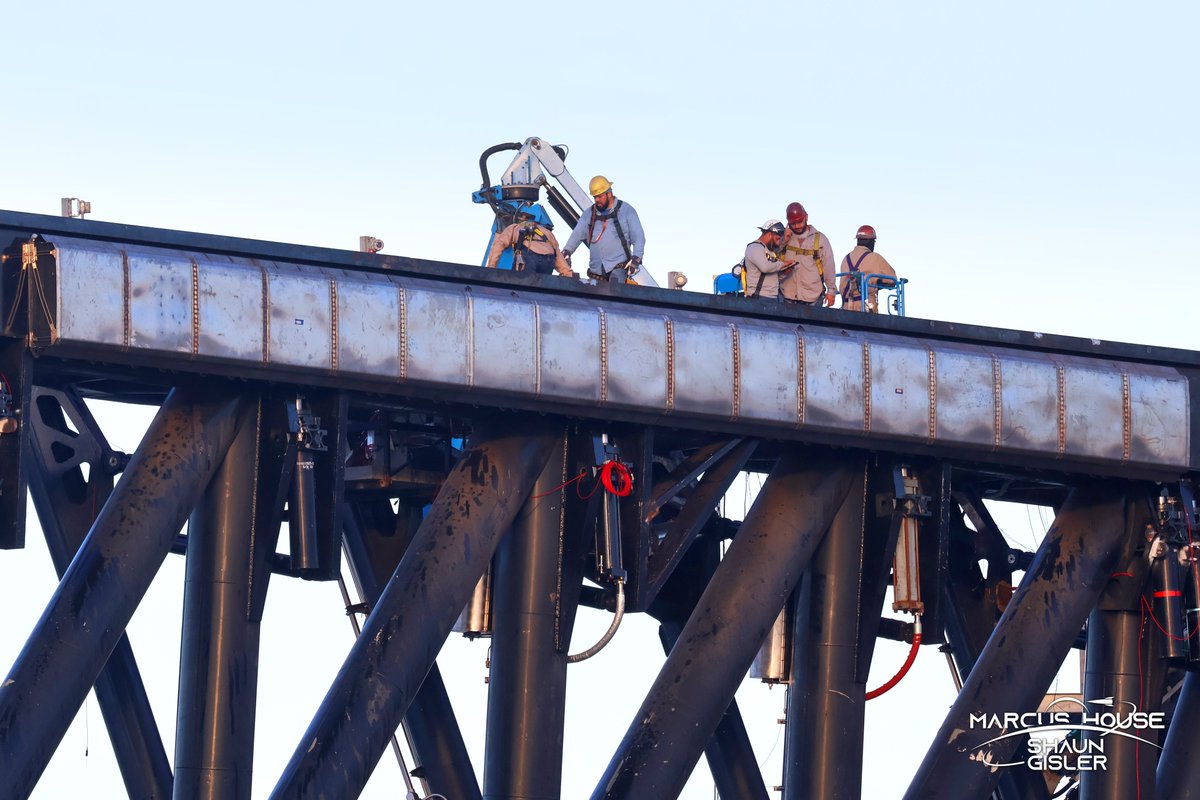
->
[903,486,1138,800]
[1157,670,1200,799]
[484,432,571,799]
[590,450,859,800]
[783,464,869,800]
[270,420,561,800]
[174,400,266,800]
[0,387,244,800]
[1080,608,1159,799]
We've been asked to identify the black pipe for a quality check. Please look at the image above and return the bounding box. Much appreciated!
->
[174,399,266,800]
[0,387,244,800]
[1157,670,1200,799]
[25,387,174,800]
[270,419,560,800]
[341,505,482,800]
[484,432,571,799]
[479,142,523,191]
[590,450,859,800]
[783,464,869,800]
[902,485,1140,800]
[659,619,769,800]
[1080,608,1161,799]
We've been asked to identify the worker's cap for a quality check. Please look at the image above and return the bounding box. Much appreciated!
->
[759,219,785,235]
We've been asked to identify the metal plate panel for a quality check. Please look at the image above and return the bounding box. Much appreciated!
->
[934,349,995,446]
[267,270,332,370]
[198,258,264,361]
[472,295,535,394]
[1062,365,1124,461]
[999,358,1059,453]
[405,287,469,385]
[673,319,733,417]
[1129,373,1190,466]
[606,311,667,410]
[804,333,864,430]
[738,325,799,424]
[128,251,192,352]
[539,302,601,402]
[337,278,399,378]
[55,243,124,346]
[870,342,930,438]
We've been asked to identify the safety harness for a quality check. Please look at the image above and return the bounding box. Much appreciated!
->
[586,200,633,276]
[840,250,871,302]
[746,242,782,298]
[783,228,826,290]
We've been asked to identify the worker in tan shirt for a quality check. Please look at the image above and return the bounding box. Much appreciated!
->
[778,202,836,306]
[743,219,794,299]
[838,225,898,312]
[485,204,573,276]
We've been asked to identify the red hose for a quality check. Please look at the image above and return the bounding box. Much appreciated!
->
[599,461,633,497]
[866,616,922,701]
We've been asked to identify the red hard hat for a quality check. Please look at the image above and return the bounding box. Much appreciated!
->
[856,224,877,240]
[786,202,807,226]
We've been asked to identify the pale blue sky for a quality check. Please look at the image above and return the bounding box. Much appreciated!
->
[1,1,1197,798]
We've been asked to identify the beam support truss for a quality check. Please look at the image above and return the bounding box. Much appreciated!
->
[0,386,244,800]
[903,485,1145,800]
[270,418,561,800]
[590,450,860,800]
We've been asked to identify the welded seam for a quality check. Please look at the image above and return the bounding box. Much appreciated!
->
[330,279,339,371]
[927,347,937,442]
[1121,370,1131,463]
[797,332,806,425]
[599,309,609,404]
[261,267,270,364]
[398,285,408,380]
[534,302,543,397]
[992,355,1002,449]
[190,258,200,356]
[121,250,131,348]
[665,317,675,412]
[730,323,741,420]
[466,293,475,388]
[863,341,872,433]
[1056,364,1066,457]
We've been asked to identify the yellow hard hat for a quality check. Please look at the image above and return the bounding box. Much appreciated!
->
[589,175,613,196]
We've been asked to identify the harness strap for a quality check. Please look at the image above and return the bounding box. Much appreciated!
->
[609,200,633,262]
[841,250,872,300]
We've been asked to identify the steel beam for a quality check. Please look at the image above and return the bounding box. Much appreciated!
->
[0,386,244,800]
[782,461,871,800]
[174,398,268,800]
[484,431,572,799]
[26,385,173,799]
[903,485,1143,800]
[590,449,860,800]
[342,502,482,800]
[270,419,560,800]
[1157,670,1200,799]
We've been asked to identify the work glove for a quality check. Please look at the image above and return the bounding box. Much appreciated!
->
[562,249,572,266]
[628,256,642,276]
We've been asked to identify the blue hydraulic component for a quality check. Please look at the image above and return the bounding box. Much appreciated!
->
[834,272,908,316]
[478,200,554,270]
[713,262,745,296]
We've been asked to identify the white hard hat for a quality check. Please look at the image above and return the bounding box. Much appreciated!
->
[759,219,785,234]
